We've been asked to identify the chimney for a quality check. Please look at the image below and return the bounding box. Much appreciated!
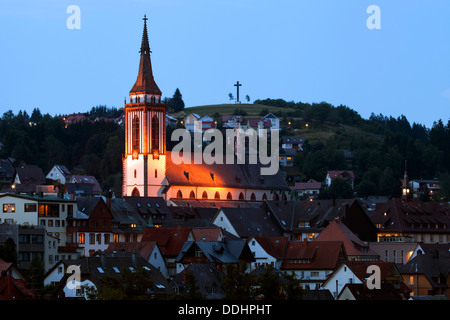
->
[100,253,106,269]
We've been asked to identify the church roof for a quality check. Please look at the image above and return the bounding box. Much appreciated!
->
[130,15,161,95]
[165,151,289,191]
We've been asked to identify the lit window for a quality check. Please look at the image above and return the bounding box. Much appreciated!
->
[3,204,15,213]
[78,233,85,244]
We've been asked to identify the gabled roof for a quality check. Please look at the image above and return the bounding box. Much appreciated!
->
[176,240,254,264]
[70,175,101,193]
[327,170,355,180]
[281,240,346,270]
[0,274,37,300]
[105,241,158,261]
[15,164,45,184]
[340,261,402,283]
[141,227,191,257]
[216,207,282,238]
[338,283,405,300]
[399,252,450,288]
[251,236,289,260]
[293,180,322,191]
[371,198,450,233]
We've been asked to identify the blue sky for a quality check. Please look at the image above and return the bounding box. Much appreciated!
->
[1,0,449,128]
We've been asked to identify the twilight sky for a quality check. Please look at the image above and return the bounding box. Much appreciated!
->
[1,0,449,128]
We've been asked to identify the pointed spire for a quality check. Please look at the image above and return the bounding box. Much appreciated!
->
[402,160,409,187]
[130,15,161,95]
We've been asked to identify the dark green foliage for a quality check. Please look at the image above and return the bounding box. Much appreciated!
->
[167,88,185,112]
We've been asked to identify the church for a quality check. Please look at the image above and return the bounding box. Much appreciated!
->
[121,16,290,203]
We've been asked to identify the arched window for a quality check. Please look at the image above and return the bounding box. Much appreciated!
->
[282,193,287,200]
[215,191,220,200]
[152,115,159,152]
[227,192,232,200]
[134,170,137,178]
[250,193,256,201]
[189,190,195,199]
[202,191,208,199]
[239,192,245,200]
[274,193,280,201]
[176,190,183,199]
[262,193,267,202]
[132,115,139,151]
[131,187,140,197]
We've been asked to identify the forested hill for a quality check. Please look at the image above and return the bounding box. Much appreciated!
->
[0,99,449,199]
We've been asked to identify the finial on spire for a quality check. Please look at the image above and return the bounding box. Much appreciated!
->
[140,14,150,55]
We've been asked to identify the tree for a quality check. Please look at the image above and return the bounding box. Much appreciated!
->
[228,93,234,103]
[0,238,17,264]
[88,268,155,300]
[245,95,250,103]
[222,261,255,299]
[27,254,45,292]
[167,88,185,112]
[320,178,354,199]
[254,265,284,300]
[170,271,205,300]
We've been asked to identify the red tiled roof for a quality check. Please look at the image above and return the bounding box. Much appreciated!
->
[141,227,191,256]
[281,240,345,270]
[252,236,289,260]
[313,220,378,258]
[105,241,157,261]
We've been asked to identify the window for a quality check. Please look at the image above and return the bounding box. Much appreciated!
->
[227,192,232,200]
[78,233,85,244]
[132,115,140,151]
[68,205,74,217]
[151,115,159,152]
[409,276,414,285]
[134,170,137,178]
[155,169,158,178]
[202,191,208,199]
[3,204,15,213]
[89,233,95,245]
[132,187,140,197]
[189,191,195,199]
[24,203,37,212]
[214,191,220,200]
[38,204,59,217]
[250,193,256,201]
[104,234,110,244]
[177,190,183,199]
[239,192,244,200]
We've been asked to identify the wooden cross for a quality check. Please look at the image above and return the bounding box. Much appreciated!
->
[234,81,242,103]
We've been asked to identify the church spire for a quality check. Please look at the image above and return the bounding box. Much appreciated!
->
[130,15,161,95]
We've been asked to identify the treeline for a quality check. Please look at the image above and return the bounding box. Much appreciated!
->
[255,98,450,200]
[0,107,124,195]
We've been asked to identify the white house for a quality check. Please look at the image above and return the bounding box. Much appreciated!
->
[247,236,286,271]
[46,165,72,185]
[263,113,280,130]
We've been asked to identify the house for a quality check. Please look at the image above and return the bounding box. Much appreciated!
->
[292,179,322,198]
[397,247,450,299]
[108,197,148,243]
[280,240,347,289]
[0,158,15,186]
[123,196,173,228]
[195,115,216,132]
[338,283,408,300]
[105,241,167,278]
[68,175,101,195]
[0,274,37,300]
[321,261,406,299]
[409,179,441,199]
[281,136,304,150]
[140,227,192,277]
[175,239,254,273]
[50,251,169,299]
[247,236,288,271]
[46,165,72,185]
[12,164,46,194]
[325,170,355,189]
[263,199,378,242]
[184,113,200,132]
[247,118,272,130]
[279,148,297,167]
[59,112,89,126]
[313,219,380,261]
[0,193,77,271]
[368,241,417,265]
[221,115,243,128]
[169,263,225,299]
[165,114,178,127]
[212,207,283,239]
[262,113,280,130]
[371,198,450,244]
[66,197,114,257]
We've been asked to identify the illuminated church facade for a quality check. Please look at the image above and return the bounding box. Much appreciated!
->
[122,17,290,203]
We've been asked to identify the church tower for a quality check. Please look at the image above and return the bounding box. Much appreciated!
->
[122,16,167,197]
